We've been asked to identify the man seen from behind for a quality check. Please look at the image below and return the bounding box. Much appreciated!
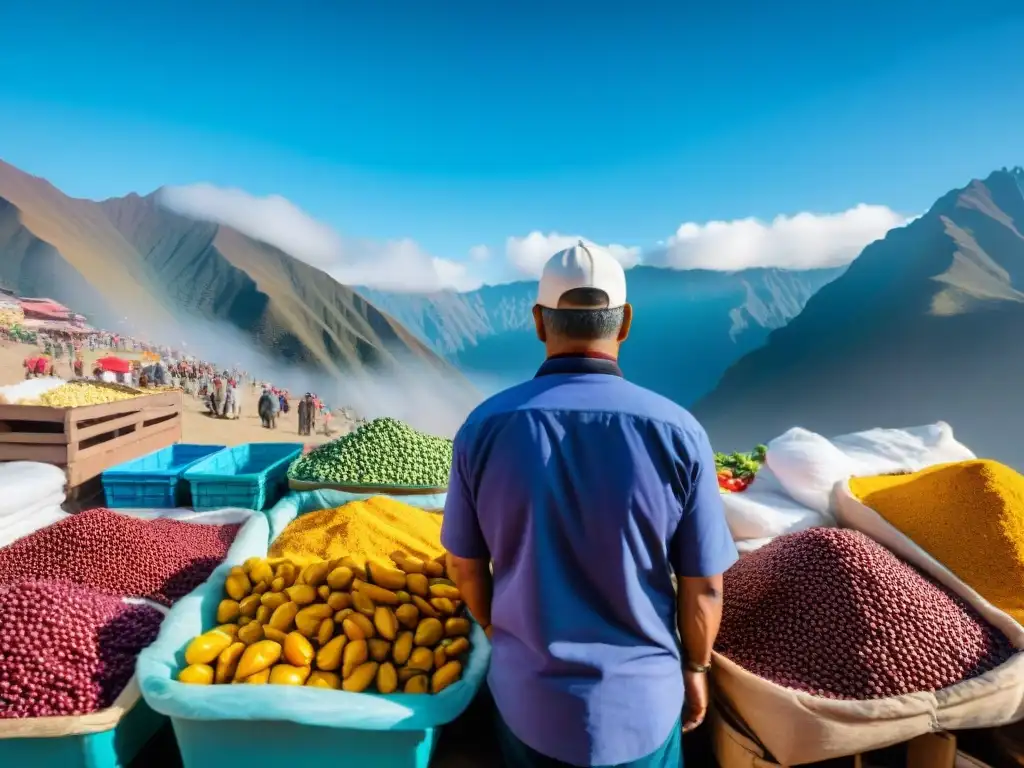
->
[442,242,738,768]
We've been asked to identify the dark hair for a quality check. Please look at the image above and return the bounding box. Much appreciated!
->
[540,287,625,341]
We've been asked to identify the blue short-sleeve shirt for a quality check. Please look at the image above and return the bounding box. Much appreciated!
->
[441,356,738,767]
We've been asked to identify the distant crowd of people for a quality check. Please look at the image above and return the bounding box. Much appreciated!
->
[16,327,341,438]
[257,387,333,436]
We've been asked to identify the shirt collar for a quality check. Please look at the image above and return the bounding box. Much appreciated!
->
[535,353,624,379]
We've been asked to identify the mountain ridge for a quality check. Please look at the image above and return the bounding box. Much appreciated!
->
[693,167,1024,468]
[359,264,846,405]
[0,159,465,389]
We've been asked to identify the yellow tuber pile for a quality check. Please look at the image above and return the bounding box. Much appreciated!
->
[178,550,472,694]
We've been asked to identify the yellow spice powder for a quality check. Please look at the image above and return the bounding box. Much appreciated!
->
[269,495,444,567]
[849,459,1024,625]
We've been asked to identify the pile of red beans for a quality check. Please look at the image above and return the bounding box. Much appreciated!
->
[0,508,241,606]
[717,527,1016,700]
[0,581,163,718]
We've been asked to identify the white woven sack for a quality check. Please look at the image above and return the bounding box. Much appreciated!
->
[710,480,1024,766]
[766,423,975,517]
[0,462,67,519]
[0,377,66,405]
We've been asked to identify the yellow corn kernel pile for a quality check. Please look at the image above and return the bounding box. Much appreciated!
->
[35,381,142,408]
[268,497,444,567]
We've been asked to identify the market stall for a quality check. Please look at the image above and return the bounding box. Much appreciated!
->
[95,356,132,375]
[0,387,183,491]
[0,408,1019,768]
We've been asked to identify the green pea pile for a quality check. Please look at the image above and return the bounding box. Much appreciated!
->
[288,417,454,488]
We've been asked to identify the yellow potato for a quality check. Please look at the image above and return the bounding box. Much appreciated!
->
[269,664,311,686]
[307,670,342,689]
[368,638,392,663]
[377,662,398,694]
[392,631,414,666]
[342,640,368,679]
[414,618,444,647]
[316,635,347,671]
[185,630,233,666]
[215,642,246,684]
[178,663,214,685]
[431,661,462,693]
[216,600,240,624]
[283,632,315,667]
[342,662,379,692]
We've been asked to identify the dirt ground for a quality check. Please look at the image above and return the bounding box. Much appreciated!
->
[0,340,353,446]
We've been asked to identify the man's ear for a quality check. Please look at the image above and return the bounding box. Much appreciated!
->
[617,304,633,342]
[532,305,547,342]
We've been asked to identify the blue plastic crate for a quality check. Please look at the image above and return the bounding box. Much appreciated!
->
[102,444,226,509]
[183,443,303,511]
[0,692,165,768]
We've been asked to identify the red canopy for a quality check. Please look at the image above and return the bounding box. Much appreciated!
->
[96,356,131,374]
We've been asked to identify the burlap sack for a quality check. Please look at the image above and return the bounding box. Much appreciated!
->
[710,481,1024,766]
[0,676,144,738]
[710,698,783,768]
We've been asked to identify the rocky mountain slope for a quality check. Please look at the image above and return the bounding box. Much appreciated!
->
[693,167,1024,468]
[0,161,459,385]
[361,265,845,405]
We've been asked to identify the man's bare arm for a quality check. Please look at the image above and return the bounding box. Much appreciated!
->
[678,574,724,666]
[446,553,494,633]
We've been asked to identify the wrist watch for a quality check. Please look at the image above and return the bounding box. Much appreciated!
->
[685,660,712,674]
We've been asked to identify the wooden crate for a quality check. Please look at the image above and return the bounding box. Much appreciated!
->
[0,391,182,488]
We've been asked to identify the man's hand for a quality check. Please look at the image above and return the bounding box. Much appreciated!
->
[681,670,709,733]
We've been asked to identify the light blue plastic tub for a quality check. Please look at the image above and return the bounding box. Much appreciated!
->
[137,489,490,768]
[0,686,165,768]
[182,443,302,511]
[171,719,438,768]
[102,444,226,509]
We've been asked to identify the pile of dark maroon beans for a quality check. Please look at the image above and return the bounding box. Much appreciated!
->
[0,508,242,606]
[0,581,163,718]
[717,527,1016,700]
[0,508,242,717]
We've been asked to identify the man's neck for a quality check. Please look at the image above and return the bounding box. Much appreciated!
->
[544,342,619,360]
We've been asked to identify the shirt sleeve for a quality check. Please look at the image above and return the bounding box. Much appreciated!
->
[670,425,739,578]
[440,428,490,560]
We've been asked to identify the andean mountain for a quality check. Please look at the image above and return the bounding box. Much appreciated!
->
[360,266,844,406]
[694,167,1024,469]
[0,160,460,388]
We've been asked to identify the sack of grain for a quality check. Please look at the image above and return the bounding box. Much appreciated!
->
[842,461,1024,627]
[711,524,1024,766]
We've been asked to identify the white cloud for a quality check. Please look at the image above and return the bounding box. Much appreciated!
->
[158,184,913,295]
[654,204,910,271]
[158,184,481,293]
[505,232,642,278]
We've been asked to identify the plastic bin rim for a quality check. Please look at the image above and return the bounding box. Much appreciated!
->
[183,445,303,483]
[103,444,227,478]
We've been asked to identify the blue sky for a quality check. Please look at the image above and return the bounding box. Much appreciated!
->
[0,0,1022,289]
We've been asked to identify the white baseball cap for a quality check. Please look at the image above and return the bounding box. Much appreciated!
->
[536,240,627,309]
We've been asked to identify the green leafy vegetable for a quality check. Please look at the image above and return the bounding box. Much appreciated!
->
[714,446,766,480]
